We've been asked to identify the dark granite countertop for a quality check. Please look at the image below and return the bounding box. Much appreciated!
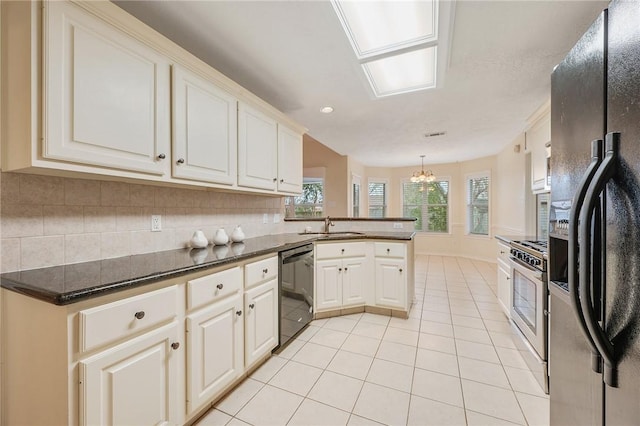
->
[495,235,538,244]
[1,231,415,306]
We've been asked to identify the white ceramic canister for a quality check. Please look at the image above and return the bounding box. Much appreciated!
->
[231,225,245,243]
[212,228,229,245]
[190,230,209,248]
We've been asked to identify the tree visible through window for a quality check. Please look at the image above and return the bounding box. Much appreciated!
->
[402,180,449,232]
[285,182,324,218]
[368,181,387,218]
[467,174,489,235]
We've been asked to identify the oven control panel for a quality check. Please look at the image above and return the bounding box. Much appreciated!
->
[510,248,543,267]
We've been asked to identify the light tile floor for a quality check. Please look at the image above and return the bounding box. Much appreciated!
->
[195,255,550,426]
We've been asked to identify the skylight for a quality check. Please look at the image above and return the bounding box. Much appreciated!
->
[332,0,441,98]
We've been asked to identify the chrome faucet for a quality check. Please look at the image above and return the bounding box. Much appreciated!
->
[324,216,335,233]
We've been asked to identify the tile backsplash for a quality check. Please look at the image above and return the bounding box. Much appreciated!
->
[0,172,285,272]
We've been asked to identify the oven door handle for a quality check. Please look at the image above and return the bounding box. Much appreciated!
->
[569,139,603,374]
[579,133,618,387]
[510,257,543,280]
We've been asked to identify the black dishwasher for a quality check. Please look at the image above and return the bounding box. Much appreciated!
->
[276,244,314,350]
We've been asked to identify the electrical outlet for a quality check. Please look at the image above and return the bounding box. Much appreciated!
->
[151,215,162,232]
[393,222,403,229]
[273,213,281,223]
[263,213,269,224]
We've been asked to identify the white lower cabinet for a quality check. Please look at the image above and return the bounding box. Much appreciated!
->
[244,279,278,367]
[316,257,367,311]
[497,241,512,318]
[186,292,244,415]
[79,322,180,426]
[374,258,407,309]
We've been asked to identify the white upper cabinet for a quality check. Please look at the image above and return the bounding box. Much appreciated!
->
[277,125,303,194]
[2,1,305,194]
[238,103,304,194]
[526,102,551,192]
[172,65,237,185]
[45,1,170,175]
[238,102,279,191]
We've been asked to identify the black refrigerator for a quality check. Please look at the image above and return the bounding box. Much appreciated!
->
[549,1,640,424]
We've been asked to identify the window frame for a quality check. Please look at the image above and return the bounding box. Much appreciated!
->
[368,178,389,218]
[401,177,451,234]
[465,171,491,237]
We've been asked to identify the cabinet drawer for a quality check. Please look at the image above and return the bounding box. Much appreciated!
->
[316,242,366,259]
[497,242,511,265]
[79,286,178,353]
[245,256,278,289]
[374,242,406,258]
[188,267,242,310]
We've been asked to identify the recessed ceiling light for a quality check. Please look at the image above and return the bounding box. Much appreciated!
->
[320,106,334,114]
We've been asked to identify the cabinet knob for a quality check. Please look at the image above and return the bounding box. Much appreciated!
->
[387,248,390,253]
[217,283,224,290]
[249,303,255,309]
[171,342,180,350]
[263,268,268,274]
[236,310,242,316]
[177,158,185,164]
[506,276,510,280]
[157,153,166,160]
[399,268,403,273]
[134,311,145,320]
[338,267,342,272]
[341,249,345,254]
[500,250,505,254]
[273,178,277,182]
[344,267,348,272]
[280,179,284,183]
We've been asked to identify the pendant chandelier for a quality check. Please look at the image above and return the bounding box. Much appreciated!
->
[410,155,436,183]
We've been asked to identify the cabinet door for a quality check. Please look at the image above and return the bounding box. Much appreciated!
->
[244,279,278,367]
[172,65,237,185]
[45,1,170,175]
[342,257,367,307]
[375,258,407,309]
[79,322,180,426]
[529,114,551,191]
[186,293,243,415]
[277,125,303,194]
[238,103,277,190]
[497,261,511,318]
[315,259,342,311]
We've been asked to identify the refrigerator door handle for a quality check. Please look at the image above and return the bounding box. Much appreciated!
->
[579,132,619,387]
[569,139,604,373]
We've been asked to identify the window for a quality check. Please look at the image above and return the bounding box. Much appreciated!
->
[402,180,449,232]
[368,180,387,218]
[352,174,361,218]
[467,173,490,235]
[284,180,324,218]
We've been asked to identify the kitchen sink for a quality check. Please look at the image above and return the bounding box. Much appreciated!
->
[298,231,364,236]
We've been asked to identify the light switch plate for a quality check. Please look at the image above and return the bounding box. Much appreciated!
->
[393,222,403,229]
[151,215,162,232]
[273,213,281,223]
[263,213,269,224]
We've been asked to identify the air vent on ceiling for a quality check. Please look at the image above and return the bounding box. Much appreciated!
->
[424,131,447,138]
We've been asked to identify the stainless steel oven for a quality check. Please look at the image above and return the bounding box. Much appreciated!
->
[509,240,549,393]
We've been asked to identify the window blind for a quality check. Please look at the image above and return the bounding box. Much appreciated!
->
[467,175,489,235]
[368,181,386,218]
[402,180,449,232]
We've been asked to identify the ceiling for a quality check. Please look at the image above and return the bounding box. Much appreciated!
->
[115,0,608,168]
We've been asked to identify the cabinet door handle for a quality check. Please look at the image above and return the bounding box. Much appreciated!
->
[236,310,242,316]
[500,250,505,254]
[263,268,268,274]
[177,158,185,164]
[216,283,224,290]
[134,311,145,320]
[506,276,510,280]
[157,153,166,160]
[171,342,180,350]
[249,303,255,309]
